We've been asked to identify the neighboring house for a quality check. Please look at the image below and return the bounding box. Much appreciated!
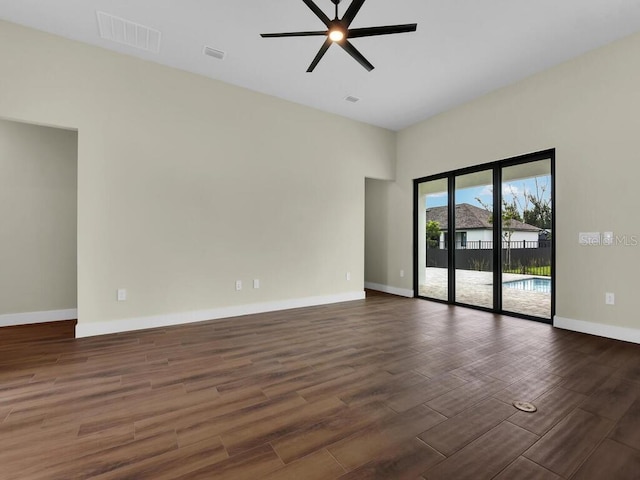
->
[426,203,540,249]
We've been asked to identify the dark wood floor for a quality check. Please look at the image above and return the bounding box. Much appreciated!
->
[1,293,639,479]
[0,319,76,344]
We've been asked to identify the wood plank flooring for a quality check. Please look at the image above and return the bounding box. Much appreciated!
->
[1,292,639,479]
[0,319,76,343]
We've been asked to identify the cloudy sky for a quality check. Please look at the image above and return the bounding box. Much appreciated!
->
[426,175,551,212]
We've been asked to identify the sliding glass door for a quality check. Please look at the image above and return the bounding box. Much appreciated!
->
[416,178,448,301]
[414,150,554,322]
[454,169,494,309]
[501,159,552,318]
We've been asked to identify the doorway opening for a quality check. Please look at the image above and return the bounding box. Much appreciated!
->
[0,118,78,338]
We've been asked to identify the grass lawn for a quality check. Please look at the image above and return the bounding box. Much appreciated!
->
[503,265,551,276]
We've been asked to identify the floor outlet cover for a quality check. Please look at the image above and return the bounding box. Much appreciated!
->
[513,401,537,412]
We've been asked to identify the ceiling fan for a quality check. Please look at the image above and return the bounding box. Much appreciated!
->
[261,0,417,72]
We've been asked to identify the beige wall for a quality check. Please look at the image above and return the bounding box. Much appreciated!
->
[4,17,638,340]
[367,30,640,338]
[0,119,77,316]
[0,20,395,333]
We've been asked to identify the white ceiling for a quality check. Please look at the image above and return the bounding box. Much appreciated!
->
[2,0,640,130]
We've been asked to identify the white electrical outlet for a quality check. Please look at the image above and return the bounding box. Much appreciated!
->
[400,269,405,278]
[235,280,242,291]
[117,289,127,301]
[346,272,351,281]
[605,292,615,305]
[253,279,260,289]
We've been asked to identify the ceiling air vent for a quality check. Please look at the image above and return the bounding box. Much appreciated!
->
[96,11,161,53]
[203,46,226,61]
[345,95,361,103]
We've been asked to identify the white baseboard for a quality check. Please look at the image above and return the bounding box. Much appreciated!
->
[76,291,366,338]
[554,316,640,345]
[364,282,414,298]
[0,308,77,328]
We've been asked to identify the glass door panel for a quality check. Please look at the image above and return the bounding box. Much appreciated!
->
[501,159,552,319]
[454,170,494,308]
[417,179,448,301]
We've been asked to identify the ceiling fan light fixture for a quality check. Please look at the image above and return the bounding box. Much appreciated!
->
[329,29,344,42]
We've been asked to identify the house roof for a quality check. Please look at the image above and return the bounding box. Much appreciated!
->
[426,203,540,232]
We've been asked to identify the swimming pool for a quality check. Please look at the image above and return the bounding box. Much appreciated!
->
[503,277,551,293]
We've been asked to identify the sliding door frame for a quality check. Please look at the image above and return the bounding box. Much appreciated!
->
[413,149,555,324]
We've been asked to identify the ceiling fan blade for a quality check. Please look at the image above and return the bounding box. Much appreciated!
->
[339,40,374,71]
[348,23,417,38]
[261,30,327,38]
[342,0,367,27]
[302,0,331,27]
[307,38,332,72]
